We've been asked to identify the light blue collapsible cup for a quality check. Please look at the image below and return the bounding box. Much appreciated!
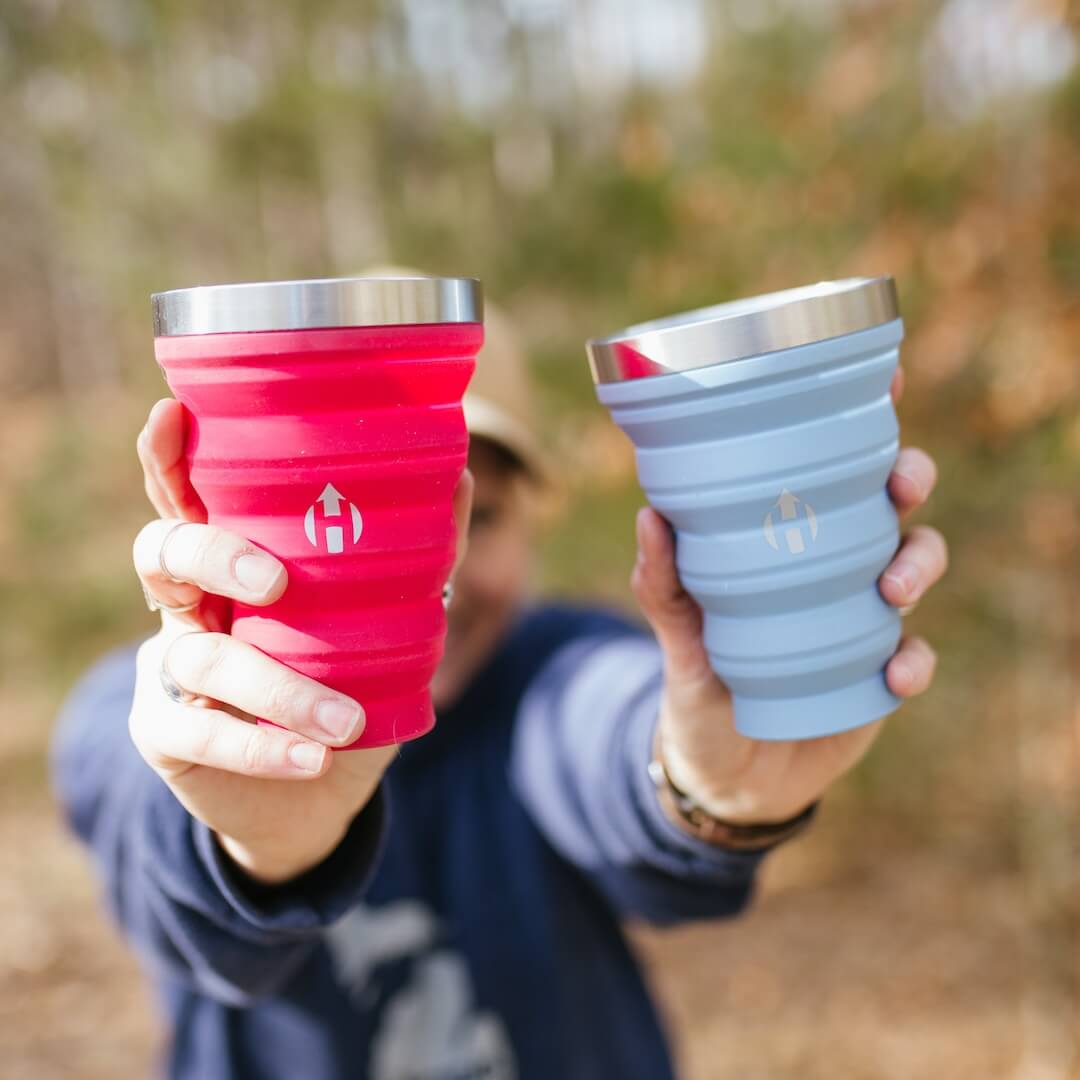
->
[587,277,904,741]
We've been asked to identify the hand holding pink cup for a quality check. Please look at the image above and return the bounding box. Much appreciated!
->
[152,276,483,748]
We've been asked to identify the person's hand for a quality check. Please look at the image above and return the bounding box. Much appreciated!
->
[130,399,474,883]
[631,367,947,827]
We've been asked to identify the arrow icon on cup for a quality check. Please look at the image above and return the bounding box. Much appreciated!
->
[317,482,345,516]
[763,488,818,554]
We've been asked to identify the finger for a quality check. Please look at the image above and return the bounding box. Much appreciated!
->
[887,446,938,520]
[147,398,206,521]
[165,632,365,746]
[890,366,905,405]
[134,517,287,608]
[630,507,711,680]
[132,697,331,780]
[137,399,188,519]
[137,399,206,522]
[886,635,938,697]
[879,524,949,608]
[137,402,178,520]
[451,468,474,577]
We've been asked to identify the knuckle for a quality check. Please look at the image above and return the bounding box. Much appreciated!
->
[205,527,240,569]
[134,634,159,671]
[128,693,167,765]
[908,522,936,549]
[189,719,216,765]
[185,525,221,577]
[934,531,950,571]
[197,632,232,685]
[915,525,948,568]
[239,730,267,774]
[170,631,227,689]
[127,706,149,755]
[920,449,939,482]
[133,519,164,575]
[261,672,303,723]
[192,527,253,588]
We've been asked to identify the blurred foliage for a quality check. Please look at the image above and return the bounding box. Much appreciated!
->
[0,0,1076,910]
[0,1,1077,1074]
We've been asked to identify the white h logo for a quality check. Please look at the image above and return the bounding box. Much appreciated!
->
[763,488,818,555]
[304,483,363,555]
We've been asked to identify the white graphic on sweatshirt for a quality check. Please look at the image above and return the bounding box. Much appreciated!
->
[326,901,517,1080]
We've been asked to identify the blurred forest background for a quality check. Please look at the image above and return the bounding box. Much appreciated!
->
[0,0,1077,1077]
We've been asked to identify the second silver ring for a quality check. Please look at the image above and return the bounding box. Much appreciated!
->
[159,636,202,706]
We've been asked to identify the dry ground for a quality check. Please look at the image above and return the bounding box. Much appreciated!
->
[3,757,1076,1080]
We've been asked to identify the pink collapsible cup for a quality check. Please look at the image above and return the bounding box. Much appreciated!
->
[152,276,483,748]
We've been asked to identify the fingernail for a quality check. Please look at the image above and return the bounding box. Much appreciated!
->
[234,553,284,595]
[288,741,326,773]
[315,699,364,742]
[884,561,920,597]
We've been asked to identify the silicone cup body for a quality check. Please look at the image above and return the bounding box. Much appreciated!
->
[154,322,481,749]
[597,319,905,741]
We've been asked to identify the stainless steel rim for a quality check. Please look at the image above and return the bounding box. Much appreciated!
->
[586,276,899,384]
[152,276,483,336]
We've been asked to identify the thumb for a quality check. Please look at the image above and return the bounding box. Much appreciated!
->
[630,508,713,683]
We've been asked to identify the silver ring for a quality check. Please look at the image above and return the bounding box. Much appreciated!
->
[442,580,455,610]
[142,521,202,614]
[143,582,201,615]
[159,641,200,705]
[159,520,195,583]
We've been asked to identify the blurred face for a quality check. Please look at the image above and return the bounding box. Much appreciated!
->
[431,440,534,709]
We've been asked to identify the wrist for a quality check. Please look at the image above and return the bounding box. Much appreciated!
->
[651,722,817,847]
[654,716,776,824]
[215,825,349,887]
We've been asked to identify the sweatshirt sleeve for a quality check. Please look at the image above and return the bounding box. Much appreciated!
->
[50,643,386,1006]
[510,631,796,926]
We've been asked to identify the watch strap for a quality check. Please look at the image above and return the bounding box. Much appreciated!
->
[647,748,818,852]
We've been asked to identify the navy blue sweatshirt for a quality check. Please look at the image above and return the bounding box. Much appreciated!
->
[52,603,777,1079]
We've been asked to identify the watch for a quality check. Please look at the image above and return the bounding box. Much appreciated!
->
[647,742,818,852]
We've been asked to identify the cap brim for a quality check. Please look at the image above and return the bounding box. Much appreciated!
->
[463,394,555,490]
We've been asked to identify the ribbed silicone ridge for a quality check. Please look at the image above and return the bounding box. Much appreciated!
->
[597,320,905,740]
[155,323,480,748]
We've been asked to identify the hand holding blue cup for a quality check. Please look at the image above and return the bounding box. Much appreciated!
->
[587,277,905,741]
